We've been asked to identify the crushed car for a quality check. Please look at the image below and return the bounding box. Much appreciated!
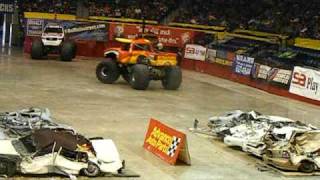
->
[263,130,320,173]
[191,110,320,172]
[0,107,71,139]
[0,128,123,177]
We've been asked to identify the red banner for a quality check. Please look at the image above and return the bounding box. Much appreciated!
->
[109,23,194,47]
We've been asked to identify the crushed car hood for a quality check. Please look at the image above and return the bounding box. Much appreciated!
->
[0,140,19,155]
[91,139,122,173]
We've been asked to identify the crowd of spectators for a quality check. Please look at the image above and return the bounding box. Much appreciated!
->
[174,0,320,39]
[88,0,178,22]
[19,0,320,39]
[20,0,77,14]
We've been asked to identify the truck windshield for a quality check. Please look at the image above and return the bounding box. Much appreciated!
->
[44,27,63,33]
[133,44,151,51]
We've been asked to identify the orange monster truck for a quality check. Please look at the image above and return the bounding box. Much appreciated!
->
[96,38,182,90]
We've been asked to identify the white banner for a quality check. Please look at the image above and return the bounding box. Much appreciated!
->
[184,44,207,61]
[289,66,320,101]
[206,49,217,62]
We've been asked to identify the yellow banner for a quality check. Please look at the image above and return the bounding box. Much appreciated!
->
[24,12,76,21]
[294,38,320,50]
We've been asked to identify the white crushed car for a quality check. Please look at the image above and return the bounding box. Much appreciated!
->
[263,130,320,173]
[0,128,123,178]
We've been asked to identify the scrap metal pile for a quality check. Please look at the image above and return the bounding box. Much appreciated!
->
[0,107,125,178]
[191,110,320,173]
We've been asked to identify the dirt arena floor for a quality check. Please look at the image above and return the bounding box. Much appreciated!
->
[0,48,319,180]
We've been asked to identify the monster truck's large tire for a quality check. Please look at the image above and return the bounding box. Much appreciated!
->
[60,42,75,61]
[130,64,150,90]
[0,160,16,177]
[96,58,120,84]
[70,42,77,58]
[161,66,182,90]
[83,162,100,177]
[31,39,44,59]
[120,66,130,82]
[299,161,316,173]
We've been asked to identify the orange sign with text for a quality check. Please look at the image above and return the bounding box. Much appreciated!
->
[143,118,191,165]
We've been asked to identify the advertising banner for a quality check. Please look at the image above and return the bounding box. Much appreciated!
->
[233,55,255,76]
[289,66,320,101]
[109,23,193,47]
[206,49,234,66]
[27,19,45,36]
[206,49,217,62]
[251,63,292,88]
[143,119,191,165]
[26,19,108,41]
[184,44,207,61]
[0,0,14,13]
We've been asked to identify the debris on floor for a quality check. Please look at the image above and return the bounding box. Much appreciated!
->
[191,110,320,174]
[0,107,139,179]
[0,107,73,139]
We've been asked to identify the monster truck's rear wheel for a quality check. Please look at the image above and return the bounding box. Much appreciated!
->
[96,58,120,84]
[0,160,16,177]
[60,42,75,61]
[161,66,182,90]
[299,161,316,173]
[130,64,150,90]
[120,66,130,82]
[31,39,44,60]
[83,162,100,177]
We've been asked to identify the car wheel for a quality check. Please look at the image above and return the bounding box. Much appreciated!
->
[96,58,120,84]
[83,162,100,177]
[161,66,182,90]
[0,160,16,177]
[31,39,44,60]
[299,161,316,173]
[130,64,150,90]
[60,41,75,61]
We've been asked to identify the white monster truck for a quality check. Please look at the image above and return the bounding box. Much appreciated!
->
[31,23,76,61]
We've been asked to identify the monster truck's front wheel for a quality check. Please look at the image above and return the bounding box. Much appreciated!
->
[0,160,16,177]
[161,66,182,90]
[96,58,120,84]
[60,42,75,61]
[130,64,150,90]
[31,39,44,59]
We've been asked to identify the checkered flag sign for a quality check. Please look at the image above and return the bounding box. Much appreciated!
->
[167,136,181,157]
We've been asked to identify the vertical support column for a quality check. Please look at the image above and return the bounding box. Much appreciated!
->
[9,13,13,47]
[2,13,6,47]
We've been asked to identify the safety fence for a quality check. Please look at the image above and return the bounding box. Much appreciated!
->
[182,44,320,105]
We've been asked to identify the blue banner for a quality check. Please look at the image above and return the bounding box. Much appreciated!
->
[233,54,255,76]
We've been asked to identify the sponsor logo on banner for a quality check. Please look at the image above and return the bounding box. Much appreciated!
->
[184,44,207,61]
[143,119,191,165]
[251,63,292,87]
[0,0,14,13]
[233,55,255,76]
[109,23,194,47]
[289,66,320,101]
[27,19,45,36]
